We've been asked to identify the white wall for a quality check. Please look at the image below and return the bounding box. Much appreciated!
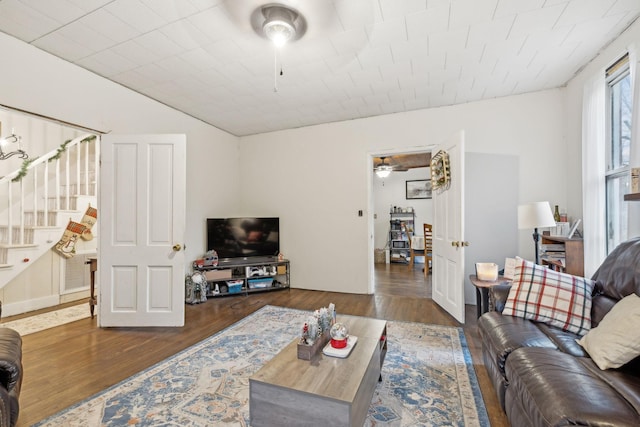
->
[240,89,567,295]
[465,152,519,303]
[0,32,241,313]
[373,167,431,250]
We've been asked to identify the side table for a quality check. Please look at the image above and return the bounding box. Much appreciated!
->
[469,274,512,318]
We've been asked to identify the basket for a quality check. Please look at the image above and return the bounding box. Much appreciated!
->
[297,331,330,360]
[227,280,243,294]
[248,277,274,289]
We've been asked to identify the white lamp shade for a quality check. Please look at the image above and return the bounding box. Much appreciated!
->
[518,201,556,229]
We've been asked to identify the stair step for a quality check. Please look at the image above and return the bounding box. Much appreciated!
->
[0,244,38,249]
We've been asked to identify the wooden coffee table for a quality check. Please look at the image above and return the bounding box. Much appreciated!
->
[249,316,387,427]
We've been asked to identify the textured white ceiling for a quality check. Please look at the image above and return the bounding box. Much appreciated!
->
[0,0,638,136]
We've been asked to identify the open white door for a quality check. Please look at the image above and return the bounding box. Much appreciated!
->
[432,131,466,324]
[99,134,186,327]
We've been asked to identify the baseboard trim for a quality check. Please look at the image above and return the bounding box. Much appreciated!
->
[60,289,90,304]
[2,295,60,318]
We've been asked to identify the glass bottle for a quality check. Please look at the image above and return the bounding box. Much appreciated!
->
[553,205,561,222]
[560,210,567,222]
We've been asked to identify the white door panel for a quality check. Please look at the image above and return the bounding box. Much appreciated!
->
[432,131,465,324]
[99,134,186,327]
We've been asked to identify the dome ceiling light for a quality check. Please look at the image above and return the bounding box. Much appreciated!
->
[375,157,393,178]
[255,4,306,92]
[262,5,299,47]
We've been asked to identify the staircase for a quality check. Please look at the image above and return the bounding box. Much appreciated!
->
[0,134,99,288]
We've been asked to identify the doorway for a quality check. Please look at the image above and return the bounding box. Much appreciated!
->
[369,149,433,296]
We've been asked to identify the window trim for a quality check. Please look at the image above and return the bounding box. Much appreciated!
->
[604,53,631,254]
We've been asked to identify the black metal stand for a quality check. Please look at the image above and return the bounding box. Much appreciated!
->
[532,227,541,264]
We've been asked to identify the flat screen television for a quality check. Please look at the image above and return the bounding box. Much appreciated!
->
[206,217,279,263]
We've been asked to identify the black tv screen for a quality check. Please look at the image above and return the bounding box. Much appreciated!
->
[207,217,279,261]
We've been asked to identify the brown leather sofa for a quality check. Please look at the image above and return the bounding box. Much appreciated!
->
[478,237,640,426]
[0,328,22,427]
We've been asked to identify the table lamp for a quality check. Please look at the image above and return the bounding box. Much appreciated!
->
[518,201,557,264]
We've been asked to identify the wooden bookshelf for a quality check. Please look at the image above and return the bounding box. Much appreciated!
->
[540,234,584,277]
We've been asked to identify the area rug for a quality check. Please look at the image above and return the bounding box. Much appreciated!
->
[34,305,489,426]
[0,303,90,336]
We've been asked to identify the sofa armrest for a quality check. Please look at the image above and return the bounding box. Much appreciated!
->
[0,329,22,393]
[490,283,512,313]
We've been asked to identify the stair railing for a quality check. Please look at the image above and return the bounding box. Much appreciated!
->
[0,134,98,245]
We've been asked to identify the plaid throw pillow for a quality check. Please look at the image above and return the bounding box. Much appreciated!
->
[503,259,594,336]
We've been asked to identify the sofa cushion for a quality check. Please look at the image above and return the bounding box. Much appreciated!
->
[591,293,618,327]
[503,259,594,336]
[478,311,557,373]
[505,347,640,427]
[590,237,640,305]
[535,323,587,357]
[577,293,640,370]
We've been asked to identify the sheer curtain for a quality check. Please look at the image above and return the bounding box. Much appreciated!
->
[581,74,606,277]
[628,46,640,239]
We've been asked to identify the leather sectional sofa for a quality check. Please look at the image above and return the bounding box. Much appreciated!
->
[0,328,22,427]
[478,237,640,426]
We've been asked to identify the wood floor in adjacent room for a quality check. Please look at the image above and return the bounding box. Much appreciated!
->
[11,263,508,426]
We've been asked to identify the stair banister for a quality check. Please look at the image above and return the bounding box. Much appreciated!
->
[43,161,49,226]
[0,133,96,244]
[0,133,99,299]
[65,146,70,209]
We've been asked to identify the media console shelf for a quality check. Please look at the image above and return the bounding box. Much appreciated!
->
[194,259,290,297]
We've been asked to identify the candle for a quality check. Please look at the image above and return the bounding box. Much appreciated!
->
[476,263,498,281]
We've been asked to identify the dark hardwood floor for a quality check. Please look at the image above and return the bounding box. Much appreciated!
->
[11,262,508,426]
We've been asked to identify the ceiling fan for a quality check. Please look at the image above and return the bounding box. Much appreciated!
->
[374,156,408,178]
[220,0,374,48]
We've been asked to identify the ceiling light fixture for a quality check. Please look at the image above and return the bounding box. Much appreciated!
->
[0,122,27,161]
[262,5,298,48]
[375,157,393,178]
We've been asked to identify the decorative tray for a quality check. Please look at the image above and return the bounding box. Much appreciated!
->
[322,336,358,358]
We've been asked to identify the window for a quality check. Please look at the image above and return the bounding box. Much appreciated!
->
[605,54,631,253]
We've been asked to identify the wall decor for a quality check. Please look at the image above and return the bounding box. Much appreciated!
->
[430,150,451,192]
[406,179,431,199]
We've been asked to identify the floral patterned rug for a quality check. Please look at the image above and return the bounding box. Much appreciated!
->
[34,305,489,426]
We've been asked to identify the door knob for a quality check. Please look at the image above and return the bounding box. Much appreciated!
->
[451,241,460,247]
[462,241,470,247]
[173,244,182,252]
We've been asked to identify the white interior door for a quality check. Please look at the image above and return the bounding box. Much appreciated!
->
[432,131,466,324]
[99,134,186,327]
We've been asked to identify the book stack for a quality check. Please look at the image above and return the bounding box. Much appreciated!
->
[540,243,566,267]
[550,222,570,237]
